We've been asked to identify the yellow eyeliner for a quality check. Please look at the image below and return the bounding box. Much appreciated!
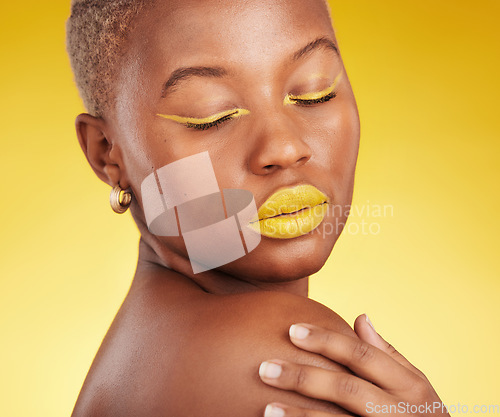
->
[156,69,343,127]
[157,108,250,126]
[284,69,344,105]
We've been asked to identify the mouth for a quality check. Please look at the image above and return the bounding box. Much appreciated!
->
[248,184,329,239]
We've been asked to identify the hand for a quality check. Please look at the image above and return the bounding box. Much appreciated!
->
[258,314,450,417]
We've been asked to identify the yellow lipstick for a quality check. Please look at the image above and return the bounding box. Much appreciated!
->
[249,184,329,239]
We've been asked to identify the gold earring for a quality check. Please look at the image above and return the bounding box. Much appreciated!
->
[110,185,132,214]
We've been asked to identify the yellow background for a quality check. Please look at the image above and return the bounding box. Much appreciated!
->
[0,0,498,415]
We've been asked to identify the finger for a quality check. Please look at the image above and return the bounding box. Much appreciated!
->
[287,323,421,391]
[259,359,396,417]
[353,314,385,350]
[264,402,353,417]
[354,314,428,381]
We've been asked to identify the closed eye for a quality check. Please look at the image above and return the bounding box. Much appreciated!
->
[289,91,337,106]
[157,108,250,130]
[284,69,343,107]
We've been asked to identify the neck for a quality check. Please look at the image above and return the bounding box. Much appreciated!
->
[135,234,309,297]
[130,203,309,297]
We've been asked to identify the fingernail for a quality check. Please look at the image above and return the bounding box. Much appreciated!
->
[265,404,285,417]
[365,314,376,331]
[289,324,310,340]
[259,361,282,379]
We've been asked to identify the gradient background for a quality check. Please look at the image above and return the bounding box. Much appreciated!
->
[0,0,498,415]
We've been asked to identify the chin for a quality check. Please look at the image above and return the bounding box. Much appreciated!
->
[218,222,342,283]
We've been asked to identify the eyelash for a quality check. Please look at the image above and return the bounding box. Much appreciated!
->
[184,89,337,130]
[289,91,337,106]
[186,112,237,130]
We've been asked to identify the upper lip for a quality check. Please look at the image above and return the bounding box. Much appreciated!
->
[252,184,329,222]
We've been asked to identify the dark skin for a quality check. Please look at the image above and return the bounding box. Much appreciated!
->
[72,1,449,416]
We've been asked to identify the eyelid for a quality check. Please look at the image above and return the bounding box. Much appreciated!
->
[284,69,344,105]
[157,108,250,125]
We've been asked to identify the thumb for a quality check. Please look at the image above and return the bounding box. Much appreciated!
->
[354,314,427,380]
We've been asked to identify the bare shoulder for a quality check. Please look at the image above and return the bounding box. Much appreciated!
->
[72,271,357,417]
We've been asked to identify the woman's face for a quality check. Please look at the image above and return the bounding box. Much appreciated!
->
[108,0,360,282]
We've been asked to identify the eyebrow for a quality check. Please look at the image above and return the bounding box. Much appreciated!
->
[292,37,339,61]
[161,66,227,98]
[160,37,338,98]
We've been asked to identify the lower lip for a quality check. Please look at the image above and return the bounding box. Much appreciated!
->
[249,203,328,239]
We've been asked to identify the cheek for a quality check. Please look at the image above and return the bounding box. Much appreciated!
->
[302,100,360,216]
[334,100,360,176]
[119,118,196,183]
[309,99,360,177]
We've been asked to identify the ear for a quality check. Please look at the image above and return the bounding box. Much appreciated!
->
[75,113,130,189]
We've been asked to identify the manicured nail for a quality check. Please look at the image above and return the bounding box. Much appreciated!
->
[265,404,285,417]
[289,324,310,340]
[259,361,282,379]
[365,314,376,331]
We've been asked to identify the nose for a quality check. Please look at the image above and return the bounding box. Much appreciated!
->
[248,114,312,175]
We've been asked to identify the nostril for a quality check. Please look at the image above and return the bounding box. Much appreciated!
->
[260,164,279,174]
[297,156,309,165]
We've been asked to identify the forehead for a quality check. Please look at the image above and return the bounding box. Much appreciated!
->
[128,0,335,76]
